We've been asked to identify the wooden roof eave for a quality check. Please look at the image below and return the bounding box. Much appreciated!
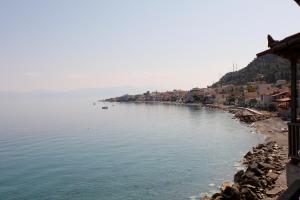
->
[257,33,300,62]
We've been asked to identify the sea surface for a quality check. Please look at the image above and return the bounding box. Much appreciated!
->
[0,97,263,200]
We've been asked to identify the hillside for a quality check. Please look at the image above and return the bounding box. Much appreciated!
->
[213,54,294,86]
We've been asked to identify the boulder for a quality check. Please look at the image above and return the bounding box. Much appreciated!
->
[248,163,265,176]
[200,196,212,200]
[266,171,279,181]
[221,181,234,192]
[221,185,241,200]
[211,193,221,200]
[234,170,244,184]
[244,151,252,158]
[240,187,257,200]
[266,187,283,197]
[258,162,275,170]
[245,175,261,188]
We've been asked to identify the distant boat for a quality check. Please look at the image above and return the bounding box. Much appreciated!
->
[102,106,108,109]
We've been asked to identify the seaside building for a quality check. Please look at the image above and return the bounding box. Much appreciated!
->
[244,91,257,107]
[204,87,217,97]
[274,97,291,118]
[256,83,274,97]
[213,84,244,105]
[214,93,230,105]
[186,87,205,103]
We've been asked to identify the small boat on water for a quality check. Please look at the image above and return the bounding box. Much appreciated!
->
[102,106,108,109]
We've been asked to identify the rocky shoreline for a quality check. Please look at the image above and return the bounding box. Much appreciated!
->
[202,141,287,200]
[201,109,288,200]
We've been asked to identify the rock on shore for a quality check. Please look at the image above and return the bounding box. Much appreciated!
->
[229,108,271,123]
[201,141,287,200]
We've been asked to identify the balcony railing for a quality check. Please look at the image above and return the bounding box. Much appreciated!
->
[288,122,300,160]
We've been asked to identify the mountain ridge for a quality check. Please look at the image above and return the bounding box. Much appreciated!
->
[213,54,294,87]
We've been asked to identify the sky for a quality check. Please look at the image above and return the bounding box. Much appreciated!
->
[0,0,299,92]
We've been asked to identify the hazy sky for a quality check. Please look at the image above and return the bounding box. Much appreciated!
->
[1,0,299,92]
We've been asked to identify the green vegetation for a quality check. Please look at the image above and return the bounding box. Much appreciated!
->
[213,54,296,86]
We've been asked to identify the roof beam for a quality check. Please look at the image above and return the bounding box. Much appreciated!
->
[257,32,300,62]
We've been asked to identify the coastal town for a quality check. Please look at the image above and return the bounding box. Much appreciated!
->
[105,78,292,119]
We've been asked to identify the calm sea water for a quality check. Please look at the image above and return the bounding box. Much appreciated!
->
[0,97,263,200]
